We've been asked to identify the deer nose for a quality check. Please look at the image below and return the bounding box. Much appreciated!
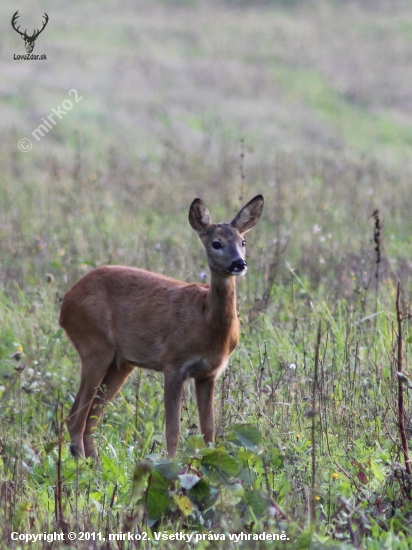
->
[229,259,247,274]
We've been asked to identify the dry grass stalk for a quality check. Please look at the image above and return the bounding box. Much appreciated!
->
[310,322,321,523]
[395,283,412,484]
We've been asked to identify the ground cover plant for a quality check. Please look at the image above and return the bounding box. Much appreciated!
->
[1,0,412,547]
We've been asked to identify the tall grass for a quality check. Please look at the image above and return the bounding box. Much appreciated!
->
[1,0,412,548]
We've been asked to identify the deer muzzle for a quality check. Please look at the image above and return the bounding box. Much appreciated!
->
[229,259,247,275]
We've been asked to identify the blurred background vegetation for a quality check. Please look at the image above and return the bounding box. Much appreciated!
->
[1,0,412,547]
[1,0,412,290]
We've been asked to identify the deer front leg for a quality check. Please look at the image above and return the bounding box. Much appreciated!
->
[195,377,216,446]
[163,369,185,457]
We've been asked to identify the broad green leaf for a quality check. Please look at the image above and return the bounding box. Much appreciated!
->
[101,453,116,475]
[150,469,170,491]
[154,459,182,481]
[200,448,242,482]
[229,424,263,453]
[186,434,206,453]
[147,488,171,519]
[200,452,240,484]
[244,489,268,516]
[189,478,211,502]
[200,448,239,476]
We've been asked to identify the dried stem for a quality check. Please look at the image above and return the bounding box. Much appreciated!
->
[56,403,65,528]
[372,209,381,314]
[396,284,412,480]
[310,321,321,523]
[239,138,245,206]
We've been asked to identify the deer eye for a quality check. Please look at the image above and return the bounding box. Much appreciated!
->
[212,241,222,250]
[241,240,246,247]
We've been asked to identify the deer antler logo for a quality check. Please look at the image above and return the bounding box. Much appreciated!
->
[11,11,49,53]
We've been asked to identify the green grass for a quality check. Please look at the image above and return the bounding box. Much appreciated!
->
[2,0,412,548]
[272,63,412,159]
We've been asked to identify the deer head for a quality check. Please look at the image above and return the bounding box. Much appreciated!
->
[11,11,49,54]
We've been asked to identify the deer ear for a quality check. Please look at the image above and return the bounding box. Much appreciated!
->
[231,195,264,235]
[189,198,212,234]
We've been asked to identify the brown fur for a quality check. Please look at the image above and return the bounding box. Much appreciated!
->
[60,195,264,458]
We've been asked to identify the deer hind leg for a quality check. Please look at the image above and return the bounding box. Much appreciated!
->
[67,344,116,459]
[83,360,134,459]
[195,377,216,446]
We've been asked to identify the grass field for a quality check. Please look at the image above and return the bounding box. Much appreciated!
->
[2,0,412,548]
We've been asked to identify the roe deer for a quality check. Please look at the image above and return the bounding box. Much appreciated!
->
[60,195,264,459]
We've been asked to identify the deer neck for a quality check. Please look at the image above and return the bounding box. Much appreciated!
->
[206,272,239,341]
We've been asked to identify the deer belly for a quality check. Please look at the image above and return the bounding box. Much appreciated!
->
[180,357,229,379]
